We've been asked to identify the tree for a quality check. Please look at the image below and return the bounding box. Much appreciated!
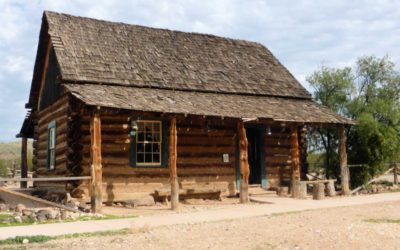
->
[306,65,354,179]
[307,56,400,187]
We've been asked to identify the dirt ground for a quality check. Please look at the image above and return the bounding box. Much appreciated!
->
[10,200,400,250]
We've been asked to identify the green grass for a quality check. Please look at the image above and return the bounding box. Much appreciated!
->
[271,211,302,217]
[364,218,400,224]
[0,213,136,228]
[0,228,131,246]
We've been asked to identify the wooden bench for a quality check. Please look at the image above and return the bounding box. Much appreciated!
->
[292,179,336,199]
[153,187,225,202]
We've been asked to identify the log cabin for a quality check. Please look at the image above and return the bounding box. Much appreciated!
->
[18,11,354,211]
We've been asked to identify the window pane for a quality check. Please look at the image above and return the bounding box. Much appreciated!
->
[153,132,160,142]
[153,122,160,132]
[137,132,145,142]
[145,143,152,152]
[153,143,160,152]
[153,154,160,163]
[137,153,144,163]
[138,122,144,132]
[144,123,152,132]
[145,153,152,163]
[137,143,144,153]
[50,149,55,169]
[145,132,153,142]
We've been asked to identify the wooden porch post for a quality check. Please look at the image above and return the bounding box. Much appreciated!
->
[238,122,249,203]
[169,118,179,210]
[338,125,350,195]
[290,125,300,196]
[90,111,103,213]
[20,137,28,188]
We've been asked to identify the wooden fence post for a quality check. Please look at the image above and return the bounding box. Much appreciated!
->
[90,111,102,213]
[20,137,28,188]
[169,118,179,210]
[394,164,398,185]
[338,125,349,195]
[291,125,300,196]
[238,122,249,203]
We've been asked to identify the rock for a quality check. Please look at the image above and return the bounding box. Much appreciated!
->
[37,209,58,220]
[22,209,34,216]
[15,204,26,213]
[61,210,70,220]
[14,216,22,223]
[360,190,368,195]
[125,196,155,207]
[65,201,78,209]
[37,214,47,222]
[0,203,8,211]
[22,238,29,244]
[78,202,88,210]
[0,181,6,187]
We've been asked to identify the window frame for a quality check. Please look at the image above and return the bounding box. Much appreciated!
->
[46,120,57,171]
[130,117,169,168]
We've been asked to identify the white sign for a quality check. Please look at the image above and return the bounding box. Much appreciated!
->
[223,154,229,163]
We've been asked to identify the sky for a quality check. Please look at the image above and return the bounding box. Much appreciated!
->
[0,0,399,142]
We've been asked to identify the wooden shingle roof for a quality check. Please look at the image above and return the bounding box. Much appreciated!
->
[45,11,310,98]
[66,84,354,125]
[24,11,354,126]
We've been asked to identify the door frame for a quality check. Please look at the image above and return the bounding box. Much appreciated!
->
[236,124,266,189]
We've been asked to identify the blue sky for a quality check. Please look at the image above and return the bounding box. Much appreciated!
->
[0,0,399,142]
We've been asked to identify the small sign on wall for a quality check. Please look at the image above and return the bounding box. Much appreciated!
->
[223,153,230,163]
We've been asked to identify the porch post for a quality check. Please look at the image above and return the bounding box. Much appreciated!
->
[338,125,350,195]
[20,137,28,188]
[90,111,103,213]
[169,118,179,210]
[290,125,301,196]
[238,122,249,203]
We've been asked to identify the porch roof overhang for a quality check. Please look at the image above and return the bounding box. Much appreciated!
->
[65,83,355,125]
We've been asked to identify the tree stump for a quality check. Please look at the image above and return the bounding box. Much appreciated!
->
[313,183,325,200]
[326,180,336,197]
[292,181,307,198]
[277,187,289,197]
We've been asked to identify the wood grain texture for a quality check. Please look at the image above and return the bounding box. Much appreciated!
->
[338,125,349,195]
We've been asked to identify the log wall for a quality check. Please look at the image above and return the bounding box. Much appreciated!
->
[32,95,71,191]
[265,124,293,188]
[75,111,237,202]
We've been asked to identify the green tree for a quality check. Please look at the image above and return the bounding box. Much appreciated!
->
[306,65,354,179]
[307,56,400,187]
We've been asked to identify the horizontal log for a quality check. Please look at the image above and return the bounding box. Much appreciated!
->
[0,176,91,182]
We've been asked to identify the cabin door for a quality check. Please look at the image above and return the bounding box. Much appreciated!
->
[246,127,264,185]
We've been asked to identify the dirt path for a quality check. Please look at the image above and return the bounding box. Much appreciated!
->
[6,199,400,249]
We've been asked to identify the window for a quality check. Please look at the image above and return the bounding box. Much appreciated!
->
[47,121,56,170]
[130,118,168,167]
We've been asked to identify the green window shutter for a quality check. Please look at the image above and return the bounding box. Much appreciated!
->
[46,121,57,171]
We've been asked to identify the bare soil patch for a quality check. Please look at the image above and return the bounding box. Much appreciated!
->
[10,200,400,249]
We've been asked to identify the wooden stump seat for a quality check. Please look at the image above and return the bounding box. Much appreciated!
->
[292,179,336,199]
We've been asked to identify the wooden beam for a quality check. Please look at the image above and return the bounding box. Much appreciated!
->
[238,122,249,203]
[290,125,300,196]
[20,137,28,188]
[0,176,91,182]
[338,125,350,195]
[0,187,81,213]
[37,37,52,110]
[169,118,179,210]
[90,111,103,213]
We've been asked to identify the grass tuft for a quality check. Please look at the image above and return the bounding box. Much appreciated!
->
[271,211,302,217]
[364,218,400,223]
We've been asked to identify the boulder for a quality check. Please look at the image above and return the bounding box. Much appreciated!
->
[37,214,47,222]
[60,210,70,220]
[37,209,58,220]
[14,216,22,223]
[124,196,155,207]
[0,203,8,211]
[15,204,26,213]
[22,209,34,216]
